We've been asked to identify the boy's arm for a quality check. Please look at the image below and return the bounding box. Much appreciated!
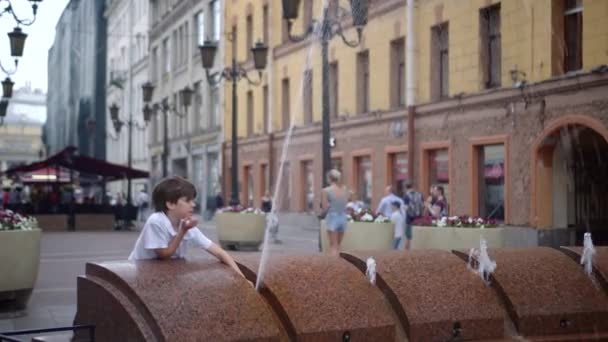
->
[206,243,247,279]
[154,230,187,259]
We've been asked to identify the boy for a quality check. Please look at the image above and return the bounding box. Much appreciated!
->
[390,201,406,250]
[129,177,247,281]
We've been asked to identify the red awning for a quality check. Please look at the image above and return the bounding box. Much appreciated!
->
[3,146,149,181]
[20,167,71,183]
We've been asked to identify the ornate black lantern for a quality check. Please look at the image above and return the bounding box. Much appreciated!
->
[350,0,369,28]
[8,27,27,58]
[109,103,119,121]
[141,82,154,103]
[251,41,269,70]
[282,0,301,20]
[2,78,14,99]
[112,119,123,134]
[180,86,194,108]
[199,40,218,69]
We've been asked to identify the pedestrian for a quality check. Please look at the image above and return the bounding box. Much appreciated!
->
[261,191,281,244]
[402,182,423,250]
[376,185,405,218]
[426,185,448,219]
[320,169,349,256]
[128,177,250,284]
[390,201,406,250]
[215,192,224,210]
[135,186,150,224]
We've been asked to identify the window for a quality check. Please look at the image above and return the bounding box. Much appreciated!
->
[329,62,339,118]
[171,30,178,70]
[390,38,405,107]
[209,86,219,127]
[480,5,501,88]
[303,0,313,31]
[280,162,291,211]
[564,0,583,72]
[261,163,270,195]
[428,148,449,200]
[207,153,220,199]
[389,152,408,196]
[475,144,505,221]
[263,5,269,44]
[355,156,372,206]
[357,50,370,114]
[194,81,203,129]
[151,47,158,82]
[246,15,253,59]
[245,166,254,207]
[210,0,221,42]
[195,11,205,45]
[231,25,237,61]
[302,160,314,212]
[282,78,290,130]
[431,23,449,100]
[247,90,254,136]
[263,85,269,134]
[303,69,313,124]
[328,0,339,19]
[161,38,169,74]
[282,15,288,43]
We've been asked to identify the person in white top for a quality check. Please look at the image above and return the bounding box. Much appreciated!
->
[390,201,406,250]
[376,185,405,218]
[128,177,248,282]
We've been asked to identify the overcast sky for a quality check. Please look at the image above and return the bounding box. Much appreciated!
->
[0,0,70,93]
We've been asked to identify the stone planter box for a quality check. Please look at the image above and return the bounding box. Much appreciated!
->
[411,226,505,250]
[33,214,68,231]
[0,229,41,311]
[320,220,394,252]
[216,212,266,251]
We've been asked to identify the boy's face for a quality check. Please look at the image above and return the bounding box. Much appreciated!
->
[166,196,196,219]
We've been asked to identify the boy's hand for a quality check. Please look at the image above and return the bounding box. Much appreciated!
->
[180,217,198,232]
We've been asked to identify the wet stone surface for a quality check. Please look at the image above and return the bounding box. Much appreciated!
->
[236,254,396,342]
[342,249,505,342]
[74,258,281,341]
[455,247,608,339]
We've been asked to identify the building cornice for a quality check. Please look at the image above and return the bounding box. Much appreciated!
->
[149,0,193,43]
[416,71,608,116]
[229,70,608,147]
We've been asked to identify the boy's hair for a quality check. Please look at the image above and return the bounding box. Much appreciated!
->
[152,176,197,212]
[391,200,401,209]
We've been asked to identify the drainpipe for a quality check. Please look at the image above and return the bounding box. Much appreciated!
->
[406,0,417,186]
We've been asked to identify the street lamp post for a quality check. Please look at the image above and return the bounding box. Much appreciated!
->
[141,83,193,180]
[0,0,44,125]
[282,0,368,187]
[199,37,268,206]
[108,102,147,205]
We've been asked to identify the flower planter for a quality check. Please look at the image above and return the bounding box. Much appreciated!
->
[216,212,266,251]
[411,226,505,250]
[0,229,41,310]
[320,220,394,252]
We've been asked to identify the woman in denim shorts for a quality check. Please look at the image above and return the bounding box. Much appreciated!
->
[321,169,348,256]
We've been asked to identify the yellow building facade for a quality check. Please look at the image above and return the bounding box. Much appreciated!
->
[225,0,608,138]
[223,0,608,238]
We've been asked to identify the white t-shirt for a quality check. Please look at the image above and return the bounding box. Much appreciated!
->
[376,194,405,218]
[390,210,405,239]
[128,212,213,260]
